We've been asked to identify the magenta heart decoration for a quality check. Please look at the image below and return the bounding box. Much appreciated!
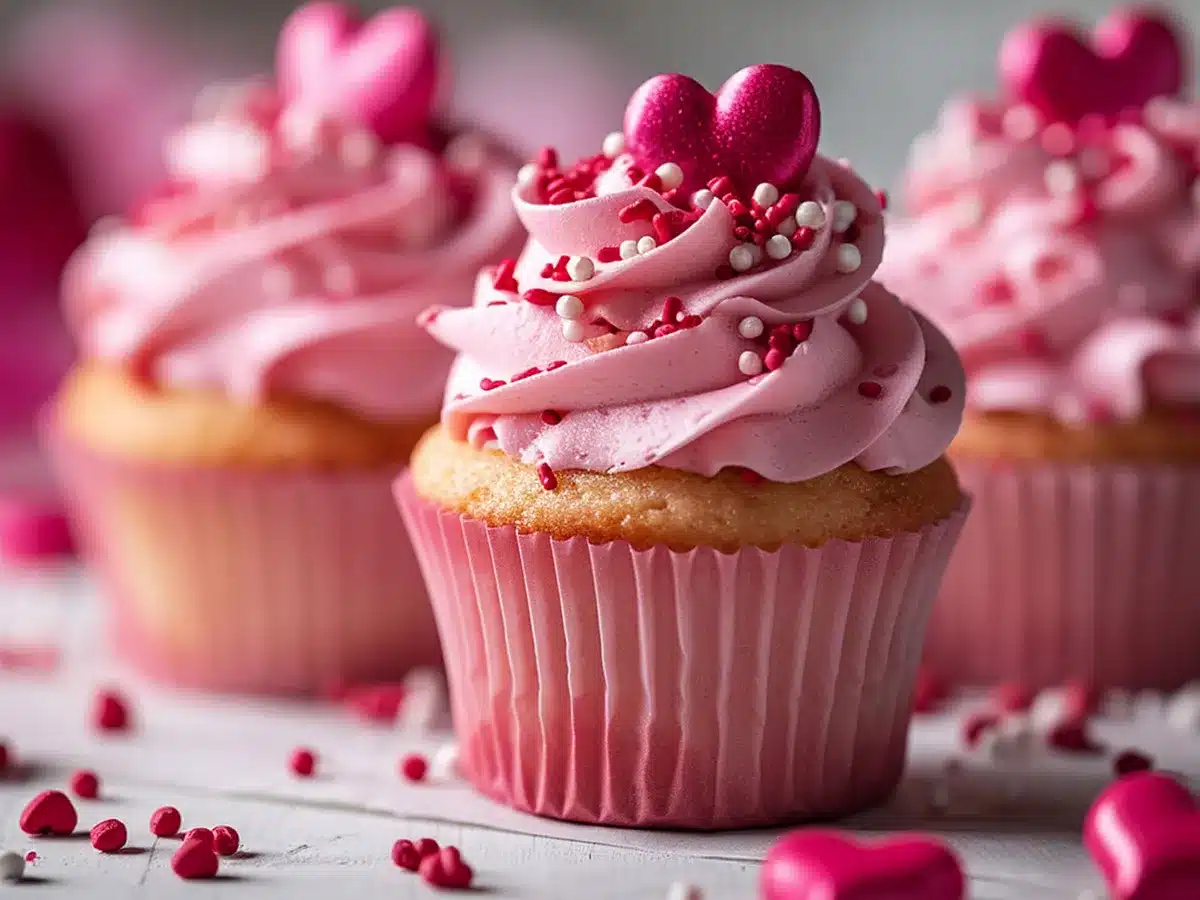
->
[623,64,820,194]
[760,830,966,900]
[276,2,440,143]
[999,8,1185,125]
[1084,772,1200,900]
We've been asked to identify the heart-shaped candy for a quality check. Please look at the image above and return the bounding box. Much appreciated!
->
[171,837,220,880]
[1084,772,1200,900]
[19,790,78,836]
[623,64,820,194]
[276,2,439,143]
[999,8,1185,125]
[760,830,966,900]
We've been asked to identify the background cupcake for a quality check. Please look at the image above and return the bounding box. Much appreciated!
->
[879,8,1200,690]
[398,64,968,829]
[51,2,524,694]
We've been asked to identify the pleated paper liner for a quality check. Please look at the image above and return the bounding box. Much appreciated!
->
[396,472,968,830]
[929,460,1200,690]
[50,429,441,695]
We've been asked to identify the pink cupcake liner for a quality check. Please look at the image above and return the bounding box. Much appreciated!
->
[50,430,441,695]
[929,460,1200,690]
[396,473,968,829]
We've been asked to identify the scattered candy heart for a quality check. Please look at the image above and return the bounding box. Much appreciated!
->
[400,753,428,782]
[70,769,100,799]
[19,790,78,836]
[91,689,131,732]
[392,838,421,871]
[1000,8,1185,125]
[171,836,219,880]
[276,1,439,144]
[90,818,127,853]
[290,747,317,777]
[1084,772,1200,900]
[623,64,820,195]
[213,825,240,856]
[419,845,474,890]
[150,806,182,837]
[760,830,965,900]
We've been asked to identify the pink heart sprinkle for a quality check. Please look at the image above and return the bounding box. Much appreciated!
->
[760,830,966,900]
[1085,772,1200,900]
[276,1,440,144]
[999,8,1185,125]
[623,64,820,194]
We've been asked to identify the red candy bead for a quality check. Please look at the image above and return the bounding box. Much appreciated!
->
[289,748,317,777]
[90,819,127,853]
[92,689,131,732]
[419,846,474,890]
[400,754,428,783]
[213,825,240,856]
[393,839,422,871]
[149,806,182,838]
[70,770,100,800]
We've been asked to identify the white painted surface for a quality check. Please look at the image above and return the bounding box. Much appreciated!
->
[0,563,1196,897]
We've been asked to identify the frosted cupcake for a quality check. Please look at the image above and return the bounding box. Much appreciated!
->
[50,3,524,694]
[397,64,968,828]
[879,8,1200,689]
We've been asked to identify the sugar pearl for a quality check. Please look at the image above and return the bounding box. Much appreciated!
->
[637,235,657,255]
[691,189,715,210]
[752,182,780,207]
[737,316,765,339]
[562,320,586,343]
[765,234,792,260]
[738,350,764,376]
[655,162,684,191]
[1044,161,1080,195]
[625,331,649,345]
[517,163,538,187]
[340,130,379,168]
[831,201,858,233]
[775,216,797,238]
[746,243,764,266]
[0,851,24,883]
[555,295,584,320]
[836,244,862,273]
[729,245,756,272]
[794,200,826,229]
[602,131,626,158]
[430,743,460,780]
[846,297,868,324]
[565,256,595,281]
[619,240,639,260]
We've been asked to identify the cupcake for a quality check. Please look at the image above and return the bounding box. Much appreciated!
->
[50,2,524,694]
[397,64,968,828]
[879,8,1200,689]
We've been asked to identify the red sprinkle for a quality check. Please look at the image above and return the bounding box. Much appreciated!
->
[928,385,953,404]
[858,381,884,399]
[546,360,567,371]
[511,367,541,382]
[479,378,506,392]
[961,711,1001,749]
[792,320,814,343]
[1113,750,1154,776]
[541,410,562,425]
[1047,717,1105,755]
[420,846,474,890]
[70,770,100,800]
[24,852,35,863]
[149,807,182,838]
[393,839,422,871]
[637,172,664,192]
[19,790,78,836]
[662,296,683,324]
[289,748,317,778]
[535,146,558,169]
[171,838,219,880]
[548,189,576,205]
[597,246,621,263]
[90,819,127,853]
[618,199,658,223]
[764,348,787,372]
[992,682,1035,714]
[212,825,240,856]
[652,213,674,244]
[491,259,519,293]
[980,275,1016,306]
[92,689,131,733]
[537,463,558,491]
[522,288,559,307]
[708,176,733,196]
[400,754,429,783]
[792,226,816,251]
[679,314,703,329]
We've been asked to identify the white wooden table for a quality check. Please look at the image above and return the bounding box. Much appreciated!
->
[0,561,1192,899]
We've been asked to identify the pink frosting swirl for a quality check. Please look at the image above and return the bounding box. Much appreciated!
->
[423,152,964,482]
[63,82,523,422]
[880,94,1200,423]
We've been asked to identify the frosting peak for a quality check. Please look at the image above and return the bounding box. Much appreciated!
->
[422,67,964,484]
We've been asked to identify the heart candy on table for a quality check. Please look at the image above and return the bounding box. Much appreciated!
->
[999,7,1185,125]
[19,790,78,836]
[760,829,966,900]
[623,63,820,195]
[1084,772,1200,900]
[171,836,220,880]
[276,1,440,144]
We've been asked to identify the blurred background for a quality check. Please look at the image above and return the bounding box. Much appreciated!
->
[0,0,1195,517]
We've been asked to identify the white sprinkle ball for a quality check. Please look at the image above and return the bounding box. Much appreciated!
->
[625,331,649,345]
[766,234,793,260]
[619,239,640,260]
[561,320,586,343]
[737,316,765,339]
[794,200,826,229]
[340,130,380,169]
[746,243,764,266]
[738,350,764,376]
[847,297,868,324]
[637,235,658,255]
[666,882,703,900]
[602,131,626,158]
[728,245,755,272]
[517,163,538,187]
[836,244,862,273]
[555,295,584,320]
[831,200,858,233]
[752,182,780,207]
[430,742,461,780]
[1029,688,1069,730]
[1044,161,1081,196]
[565,256,595,282]
[655,162,684,191]
[0,851,23,882]
[775,216,798,238]
[691,189,715,210]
